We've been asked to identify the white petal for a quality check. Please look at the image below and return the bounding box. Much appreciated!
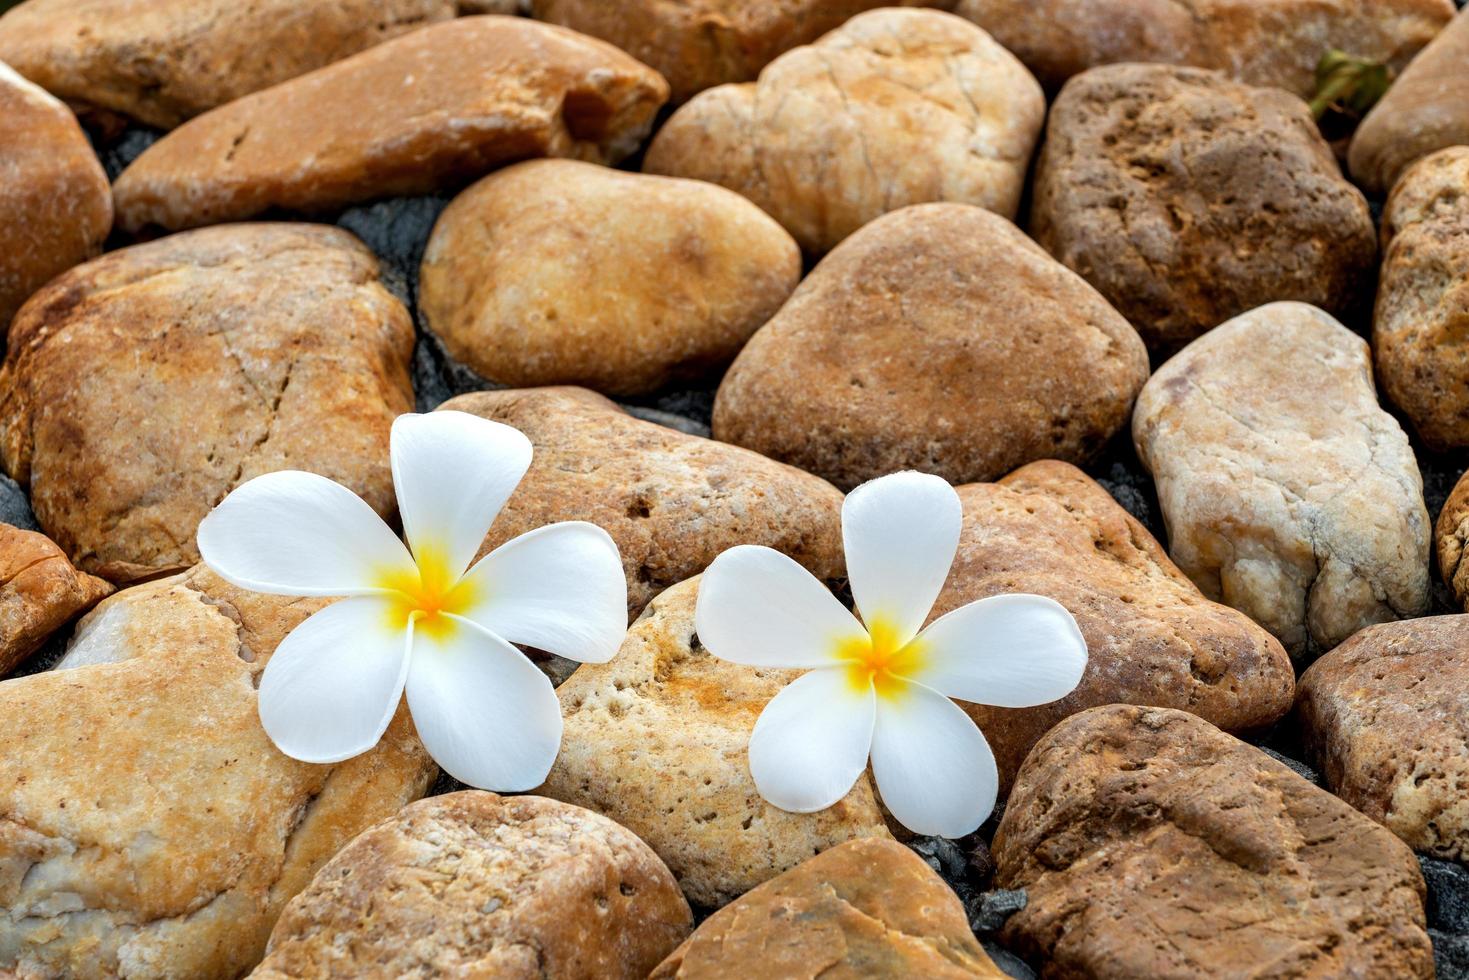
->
[909,594,1088,707]
[198,470,414,597]
[843,471,962,647]
[257,596,411,763]
[694,545,866,669]
[456,522,627,664]
[392,411,533,584]
[870,681,997,837]
[749,667,876,813]
[405,614,561,791]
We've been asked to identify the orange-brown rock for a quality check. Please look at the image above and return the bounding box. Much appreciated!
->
[0,62,110,336]
[252,793,691,979]
[0,523,110,675]
[935,461,1294,789]
[112,17,669,233]
[650,839,1006,978]
[1437,467,1469,609]
[0,223,414,584]
[712,203,1149,491]
[441,387,844,618]
[995,705,1434,979]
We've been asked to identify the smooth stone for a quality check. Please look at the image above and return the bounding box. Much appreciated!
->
[252,792,691,979]
[0,524,110,675]
[112,17,669,232]
[713,203,1149,491]
[995,705,1435,978]
[643,8,1043,254]
[1133,301,1431,660]
[419,160,800,397]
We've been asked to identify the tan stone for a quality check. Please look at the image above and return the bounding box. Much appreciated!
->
[420,160,800,397]
[651,838,1006,979]
[995,705,1434,979]
[112,17,669,233]
[1134,302,1431,659]
[0,524,110,675]
[643,8,1043,254]
[0,223,414,585]
[712,203,1149,492]
[0,62,110,336]
[441,387,845,618]
[955,0,1452,95]
[537,577,892,909]
[0,566,437,979]
[1436,467,1469,609]
[936,460,1293,789]
[1031,63,1376,354]
[1299,616,1469,862]
[252,793,691,979]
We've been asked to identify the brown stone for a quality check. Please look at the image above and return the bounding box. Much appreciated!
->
[0,62,110,336]
[643,8,1043,254]
[1299,616,1469,862]
[441,387,845,618]
[995,705,1434,979]
[111,17,669,233]
[933,461,1293,789]
[252,793,691,979]
[712,203,1149,492]
[537,577,892,909]
[0,523,110,675]
[650,838,1006,979]
[1030,63,1376,354]
[0,223,414,584]
[420,160,800,397]
[1437,467,1469,609]
[0,566,437,979]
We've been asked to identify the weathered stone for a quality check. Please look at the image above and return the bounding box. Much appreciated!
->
[0,61,110,336]
[1437,467,1469,610]
[252,793,691,979]
[1351,8,1469,195]
[0,524,110,675]
[643,8,1043,254]
[995,705,1434,979]
[0,566,437,979]
[1134,301,1431,659]
[1030,63,1376,354]
[650,838,1006,978]
[537,577,892,909]
[0,474,34,531]
[112,17,669,232]
[441,387,845,618]
[420,160,800,397]
[0,223,414,584]
[954,0,1453,95]
[933,460,1293,789]
[713,203,1149,491]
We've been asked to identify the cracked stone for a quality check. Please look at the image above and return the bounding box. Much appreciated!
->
[0,523,110,676]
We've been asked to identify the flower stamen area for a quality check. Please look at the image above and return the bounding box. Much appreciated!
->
[838,618,923,701]
[377,544,477,640]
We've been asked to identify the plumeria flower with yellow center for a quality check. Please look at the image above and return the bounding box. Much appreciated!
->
[694,471,1088,837]
[196,411,627,790]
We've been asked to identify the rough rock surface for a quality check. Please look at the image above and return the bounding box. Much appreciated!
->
[441,387,845,618]
[1134,302,1431,660]
[253,793,691,980]
[1436,466,1469,610]
[0,524,110,675]
[537,577,892,909]
[0,566,437,979]
[0,474,34,531]
[934,460,1294,789]
[650,839,1006,979]
[1298,616,1469,861]
[643,8,1043,254]
[713,203,1149,492]
[112,17,669,232]
[1375,147,1469,450]
[419,160,800,397]
[1030,63,1376,354]
[0,62,110,336]
[1350,7,1469,195]
[995,705,1434,979]
[954,0,1453,95]
[0,223,414,584]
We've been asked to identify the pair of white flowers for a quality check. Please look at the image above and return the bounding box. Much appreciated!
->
[201,411,1087,836]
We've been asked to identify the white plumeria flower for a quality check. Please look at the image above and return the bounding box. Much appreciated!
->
[197,410,627,791]
[694,471,1088,838]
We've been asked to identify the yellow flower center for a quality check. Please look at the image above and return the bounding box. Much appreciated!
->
[377,543,479,641]
[838,617,924,701]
